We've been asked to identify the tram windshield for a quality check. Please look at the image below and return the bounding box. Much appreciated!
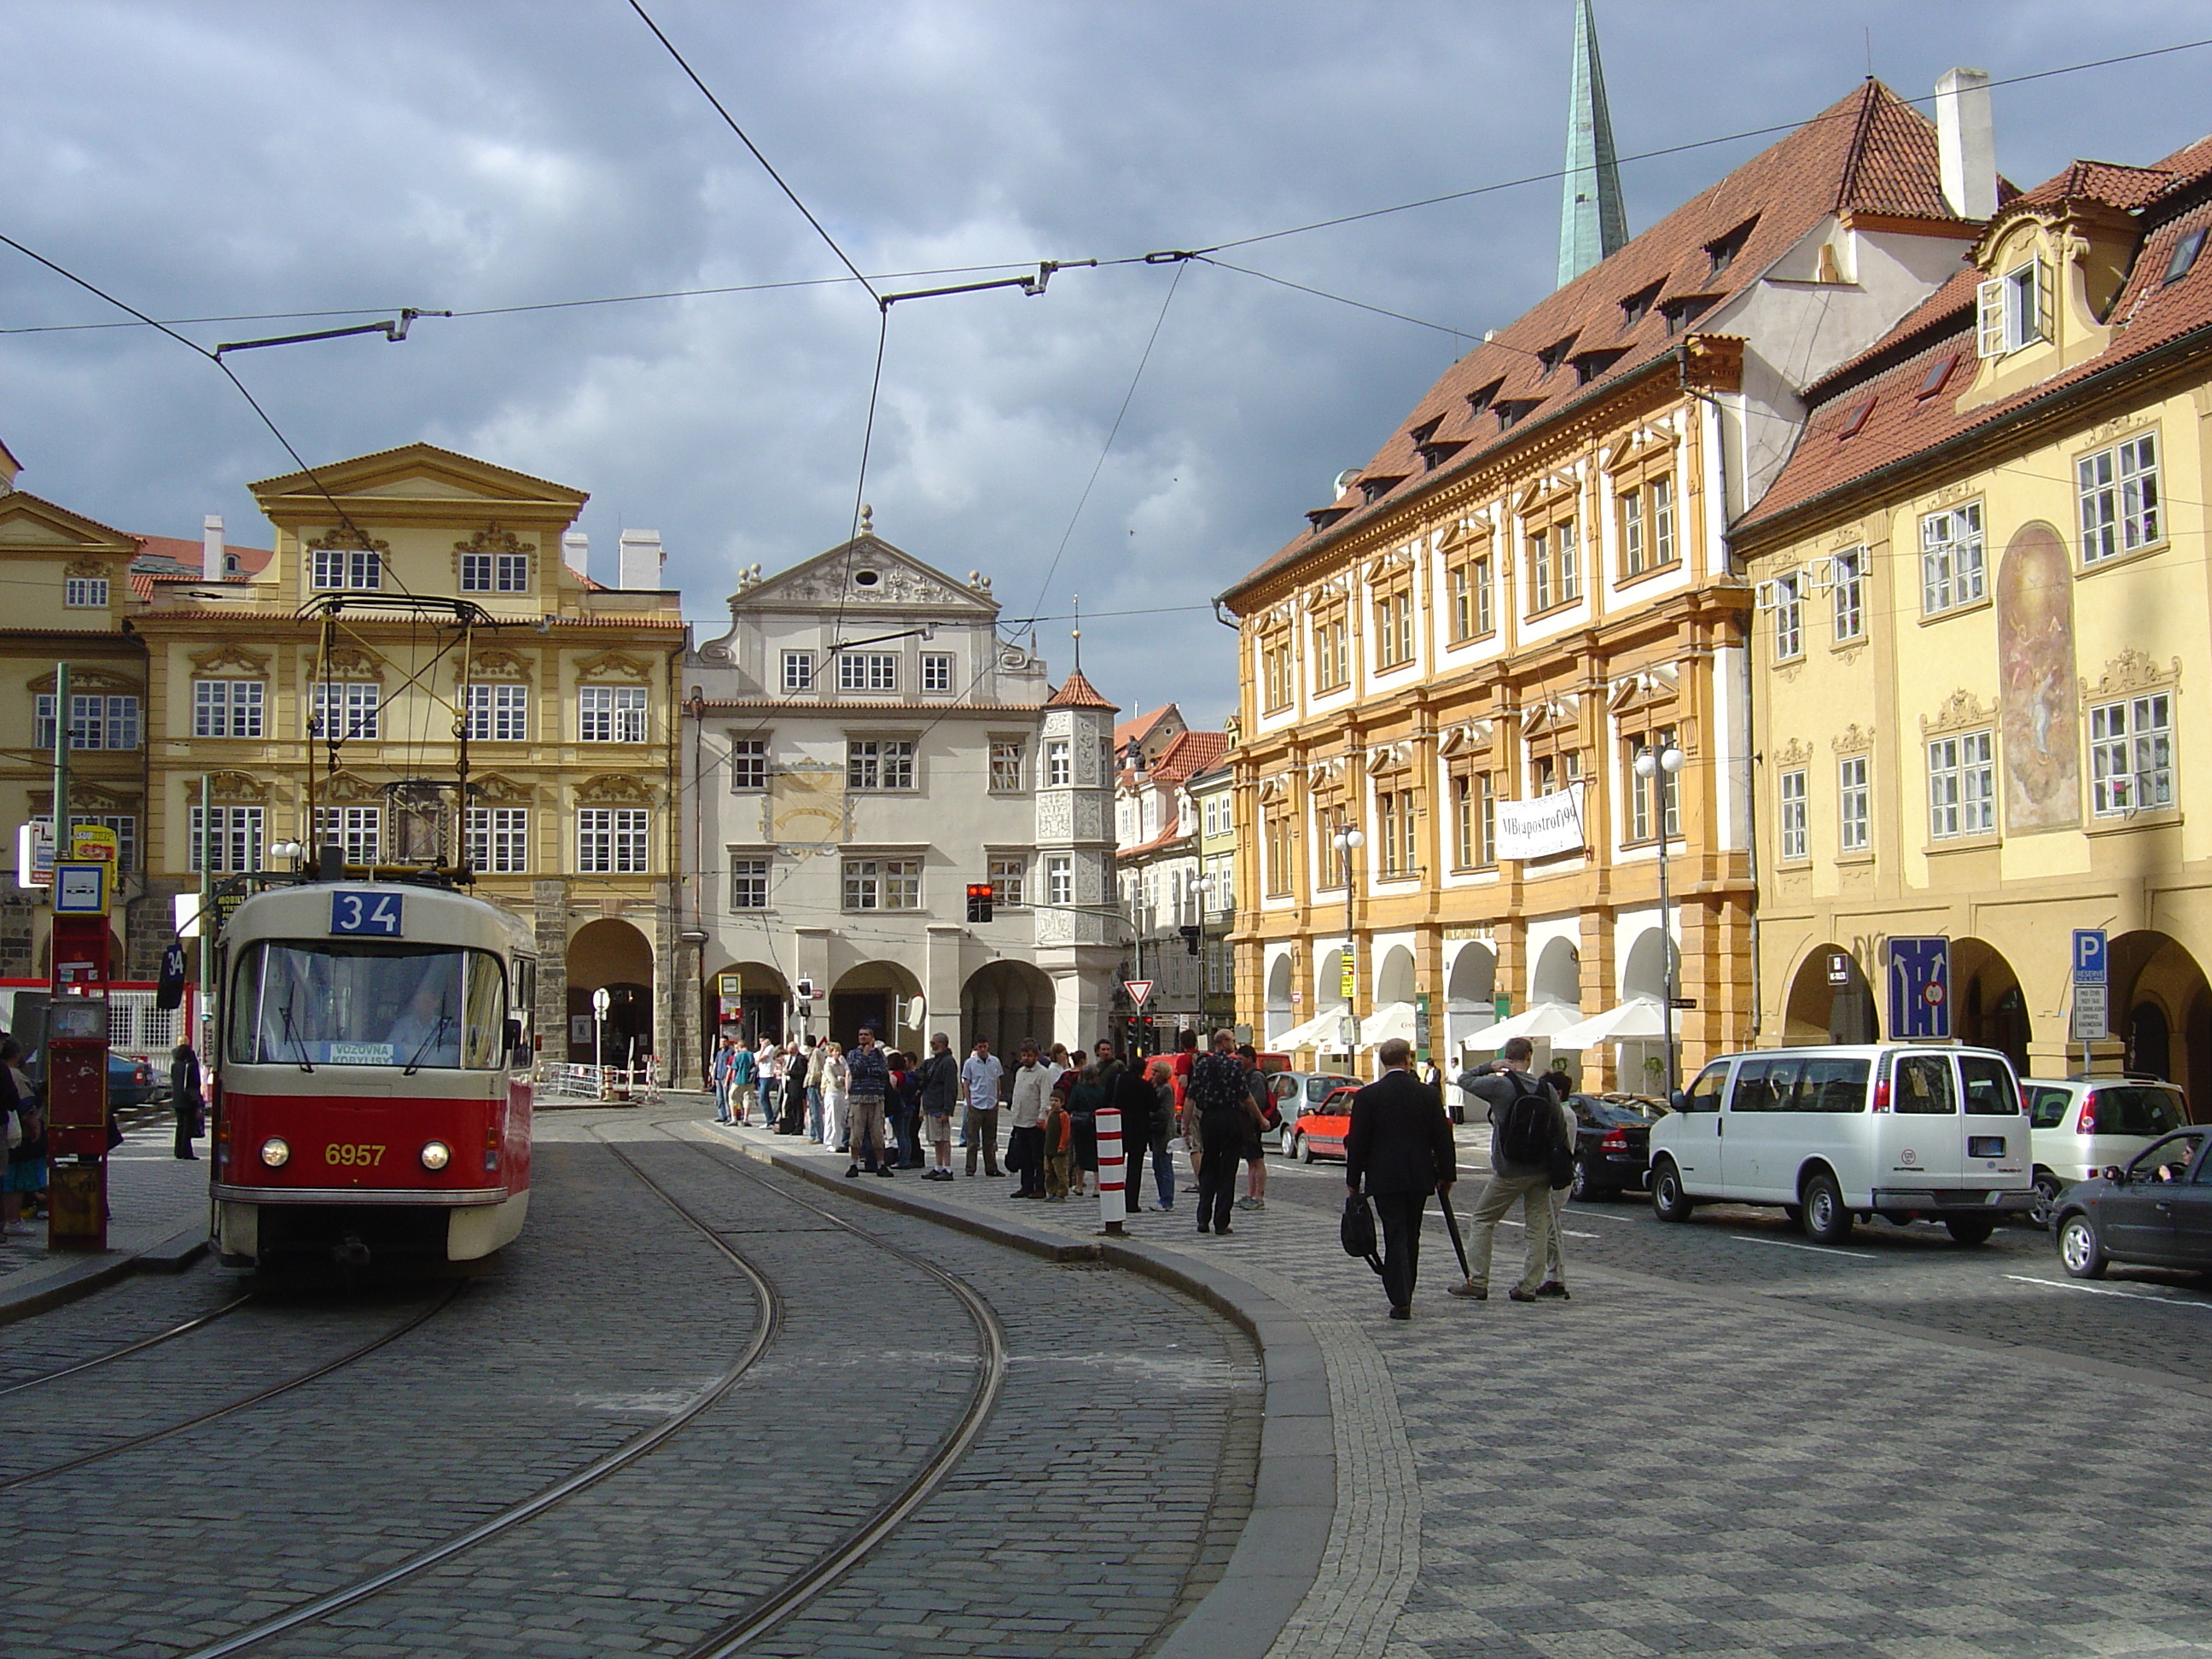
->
[230,941,506,1071]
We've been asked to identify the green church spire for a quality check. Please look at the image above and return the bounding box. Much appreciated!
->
[1557,0,1628,288]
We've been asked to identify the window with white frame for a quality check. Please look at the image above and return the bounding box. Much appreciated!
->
[1045,738,1070,787]
[1046,854,1074,907]
[1624,730,1678,842]
[921,652,953,693]
[1927,731,1995,840]
[1772,571,1804,660]
[463,806,529,873]
[1373,588,1414,669]
[839,651,898,692]
[1920,502,1985,614]
[728,736,768,790]
[459,548,531,593]
[988,738,1024,793]
[189,805,263,873]
[2078,433,2160,563]
[310,544,382,591]
[842,858,920,911]
[1619,476,1674,576]
[847,737,915,790]
[1832,547,1866,641]
[579,684,648,742]
[63,576,108,608]
[462,683,528,742]
[729,855,770,910]
[2090,693,2174,817]
[1778,769,1808,860]
[192,678,264,739]
[313,806,382,865]
[783,651,816,692]
[988,854,1027,909]
[1978,259,2052,358]
[309,681,381,742]
[1838,755,1871,852]
[577,806,649,873]
[32,813,138,874]
[35,694,140,752]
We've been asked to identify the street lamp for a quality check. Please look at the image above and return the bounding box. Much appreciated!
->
[1330,826,1365,1060]
[1633,742,1686,1098]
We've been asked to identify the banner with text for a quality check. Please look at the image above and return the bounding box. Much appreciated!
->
[1495,782,1586,862]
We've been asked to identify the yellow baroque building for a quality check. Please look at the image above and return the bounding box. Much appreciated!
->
[1220,81,1991,1090]
[1735,136,2212,1106]
[130,443,691,1078]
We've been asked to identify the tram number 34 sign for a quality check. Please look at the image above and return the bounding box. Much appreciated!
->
[329,890,405,937]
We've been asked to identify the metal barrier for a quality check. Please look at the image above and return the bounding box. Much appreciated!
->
[535,1061,665,1104]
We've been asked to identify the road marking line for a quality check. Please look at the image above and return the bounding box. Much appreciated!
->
[1729,1233,1877,1260]
[1494,1218,1601,1239]
[2005,1273,2212,1309]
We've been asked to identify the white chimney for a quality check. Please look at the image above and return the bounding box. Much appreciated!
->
[1936,67,1996,221]
[562,530,590,580]
[202,515,224,580]
[618,528,664,591]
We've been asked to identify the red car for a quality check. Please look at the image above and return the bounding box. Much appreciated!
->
[1287,1086,1358,1162]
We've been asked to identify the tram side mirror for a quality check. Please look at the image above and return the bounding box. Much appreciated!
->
[504,1018,524,1058]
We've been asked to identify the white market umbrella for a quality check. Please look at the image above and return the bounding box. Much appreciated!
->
[1458,999,1583,1051]
[1546,997,1670,1051]
[1356,1001,1419,1047]
[1271,1006,1351,1051]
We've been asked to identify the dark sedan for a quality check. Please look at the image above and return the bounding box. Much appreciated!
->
[2052,1126,2212,1278]
[1567,1093,1662,1201]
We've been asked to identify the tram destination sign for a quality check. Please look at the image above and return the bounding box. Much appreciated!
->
[329,890,405,937]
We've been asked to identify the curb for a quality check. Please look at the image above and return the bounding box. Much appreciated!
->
[0,1217,209,1328]
[729,1134,1330,1659]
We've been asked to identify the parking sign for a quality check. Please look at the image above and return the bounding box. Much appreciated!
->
[1887,936,1951,1040]
[2071,928,2107,985]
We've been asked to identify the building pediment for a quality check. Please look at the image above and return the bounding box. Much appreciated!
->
[576,650,653,683]
[577,773,658,805]
[0,491,137,556]
[190,643,272,676]
[250,443,588,518]
[736,532,998,617]
[29,666,139,696]
[467,772,535,805]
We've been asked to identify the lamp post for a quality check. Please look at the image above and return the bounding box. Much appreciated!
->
[1194,872,1216,1032]
[1330,826,1365,1061]
[1633,742,1686,1097]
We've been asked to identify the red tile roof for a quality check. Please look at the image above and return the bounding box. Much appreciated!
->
[125,533,274,599]
[1149,728,1230,784]
[1045,669,1117,709]
[1112,703,1177,744]
[1739,154,2212,537]
[1225,79,1970,602]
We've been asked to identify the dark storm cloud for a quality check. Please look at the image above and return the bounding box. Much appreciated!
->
[3,1,2208,721]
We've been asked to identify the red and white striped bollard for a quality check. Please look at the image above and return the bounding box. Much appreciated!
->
[1097,1103,1125,1235]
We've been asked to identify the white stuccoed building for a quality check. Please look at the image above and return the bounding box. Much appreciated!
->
[684,520,1121,1062]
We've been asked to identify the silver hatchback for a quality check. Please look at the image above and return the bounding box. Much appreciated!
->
[2024,1075,2191,1225]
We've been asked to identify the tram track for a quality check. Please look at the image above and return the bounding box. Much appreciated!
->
[0,1281,462,1494]
[0,1289,254,1400]
[172,1111,1009,1659]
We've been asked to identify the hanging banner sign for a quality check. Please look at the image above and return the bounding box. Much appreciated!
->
[1494,782,1586,862]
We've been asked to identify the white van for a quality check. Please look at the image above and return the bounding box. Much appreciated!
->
[1647,1045,2034,1245]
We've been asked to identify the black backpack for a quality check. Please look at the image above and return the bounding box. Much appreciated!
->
[1495,1072,1565,1173]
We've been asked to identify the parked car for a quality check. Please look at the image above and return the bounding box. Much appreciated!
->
[1647,1044,2034,1245]
[1264,1071,1358,1152]
[2024,1075,2190,1226]
[20,1048,163,1109]
[1285,1085,1356,1162]
[1566,1093,1662,1200]
[2052,1126,2212,1278]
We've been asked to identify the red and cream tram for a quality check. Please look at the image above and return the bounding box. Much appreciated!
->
[211,880,536,1271]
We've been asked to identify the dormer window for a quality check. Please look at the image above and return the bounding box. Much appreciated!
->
[1359,475,1406,505]
[1571,347,1627,386]
[1464,379,1505,416]
[1660,295,1716,335]
[1620,279,1663,329]
[1417,439,1466,472]
[1703,217,1758,278]
[1838,397,1877,440]
[1977,257,2052,358]
[1535,335,1577,377]
[1917,354,1959,399]
[1495,399,1542,433]
[1408,416,1443,446]
[1307,506,1350,533]
[2164,224,2208,286]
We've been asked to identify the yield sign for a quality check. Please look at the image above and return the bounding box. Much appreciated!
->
[1124,980,1155,1008]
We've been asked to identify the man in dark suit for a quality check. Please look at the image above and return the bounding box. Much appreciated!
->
[1345,1037,1457,1320]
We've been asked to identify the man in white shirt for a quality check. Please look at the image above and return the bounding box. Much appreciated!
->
[1007,1040,1054,1198]
[959,1039,1004,1178]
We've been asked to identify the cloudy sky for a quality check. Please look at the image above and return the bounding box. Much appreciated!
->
[3,1,2207,725]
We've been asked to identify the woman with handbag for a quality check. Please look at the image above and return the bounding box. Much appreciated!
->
[170,1042,204,1161]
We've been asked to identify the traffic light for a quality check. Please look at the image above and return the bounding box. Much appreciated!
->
[1179,924,1202,956]
[967,882,993,924]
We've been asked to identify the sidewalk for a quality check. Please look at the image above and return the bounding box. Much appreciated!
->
[699,1102,2212,1659]
[0,1116,210,1322]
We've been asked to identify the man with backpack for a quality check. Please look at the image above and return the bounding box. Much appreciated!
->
[1450,1035,1575,1303]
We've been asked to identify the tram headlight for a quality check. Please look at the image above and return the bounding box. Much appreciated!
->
[419,1140,451,1172]
[259,1138,290,1168]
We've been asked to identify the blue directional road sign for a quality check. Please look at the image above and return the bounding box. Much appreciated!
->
[2072,928,2108,985]
[1887,935,1951,1040]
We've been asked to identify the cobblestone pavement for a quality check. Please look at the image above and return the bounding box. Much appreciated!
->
[1,1106,1259,1659]
[751,1108,2212,1659]
[0,1115,209,1278]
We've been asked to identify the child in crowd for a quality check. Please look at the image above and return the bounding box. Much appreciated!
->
[1040,1085,1073,1201]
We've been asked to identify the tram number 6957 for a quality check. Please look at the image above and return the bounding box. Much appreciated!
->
[326,1144,387,1167]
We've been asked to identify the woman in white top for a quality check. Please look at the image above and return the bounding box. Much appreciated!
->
[821,1041,850,1151]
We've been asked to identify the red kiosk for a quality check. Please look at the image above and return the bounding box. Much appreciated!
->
[46,841,114,1251]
